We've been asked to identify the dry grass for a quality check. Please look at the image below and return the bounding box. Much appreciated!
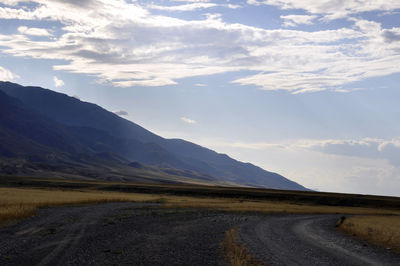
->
[339,215,400,253]
[221,227,264,266]
[162,196,400,216]
[1,186,399,224]
[0,187,162,222]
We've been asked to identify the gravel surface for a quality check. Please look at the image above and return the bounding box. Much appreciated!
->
[0,204,399,266]
[0,203,243,266]
[240,214,400,266]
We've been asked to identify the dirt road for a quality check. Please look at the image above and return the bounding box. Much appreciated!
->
[0,203,242,265]
[0,203,399,265]
[240,215,400,266]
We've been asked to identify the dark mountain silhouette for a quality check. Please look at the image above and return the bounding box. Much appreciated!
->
[0,81,307,190]
[0,90,214,183]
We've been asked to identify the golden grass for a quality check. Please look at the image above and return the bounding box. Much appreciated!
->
[220,227,264,266]
[162,196,400,215]
[339,215,400,253]
[1,186,400,224]
[0,187,162,222]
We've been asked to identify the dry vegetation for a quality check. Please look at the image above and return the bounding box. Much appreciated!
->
[162,196,400,216]
[339,215,400,253]
[1,186,400,223]
[0,187,162,222]
[220,227,264,266]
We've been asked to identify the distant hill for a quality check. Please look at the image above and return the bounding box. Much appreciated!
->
[0,81,307,190]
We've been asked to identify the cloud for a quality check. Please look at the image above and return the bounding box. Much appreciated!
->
[1,0,21,6]
[181,117,197,124]
[247,0,400,20]
[200,137,400,196]
[17,26,51,36]
[280,15,316,27]
[382,28,400,43]
[214,137,400,167]
[114,110,129,116]
[0,66,18,81]
[148,3,241,11]
[295,138,400,167]
[334,87,366,93]
[53,76,64,87]
[148,3,217,11]
[0,1,399,93]
[194,83,207,86]
[172,0,212,2]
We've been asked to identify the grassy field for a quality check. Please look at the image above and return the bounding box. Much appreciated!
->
[339,215,400,253]
[0,175,399,256]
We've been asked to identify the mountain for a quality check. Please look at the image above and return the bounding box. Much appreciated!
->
[0,89,216,184]
[0,81,307,190]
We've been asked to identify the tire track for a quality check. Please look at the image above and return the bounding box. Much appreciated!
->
[37,210,94,266]
[240,215,400,266]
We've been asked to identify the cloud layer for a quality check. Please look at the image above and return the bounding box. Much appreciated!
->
[206,136,400,196]
[0,1,399,93]
[248,0,400,20]
[216,137,400,168]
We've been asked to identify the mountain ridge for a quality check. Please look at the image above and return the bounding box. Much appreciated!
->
[0,81,307,190]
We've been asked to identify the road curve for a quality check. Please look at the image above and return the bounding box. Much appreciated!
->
[1,204,399,266]
[240,215,400,266]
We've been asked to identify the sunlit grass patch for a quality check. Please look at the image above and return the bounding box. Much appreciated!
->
[0,187,162,222]
[221,227,263,266]
[339,215,400,253]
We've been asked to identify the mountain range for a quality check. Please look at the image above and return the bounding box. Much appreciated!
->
[0,81,307,190]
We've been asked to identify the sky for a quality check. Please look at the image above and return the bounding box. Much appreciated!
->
[0,0,400,197]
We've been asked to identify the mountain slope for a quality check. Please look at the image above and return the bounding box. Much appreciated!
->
[0,90,217,184]
[0,81,307,190]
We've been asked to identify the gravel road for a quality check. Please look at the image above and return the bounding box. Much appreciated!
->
[240,214,400,266]
[0,203,243,266]
[0,204,399,265]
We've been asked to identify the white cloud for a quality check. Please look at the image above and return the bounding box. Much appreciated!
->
[280,15,316,27]
[17,26,51,36]
[53,76,64,87]
[248,0,400,20]
[0,66,18,81]
[173,0,212,2]
[148,3,241,11]
[0,1,399,93]
[1,0,21,6]
[114,110,129,116]
[181,117,197,124]
[194,83,207,86]
[148,3,217,11]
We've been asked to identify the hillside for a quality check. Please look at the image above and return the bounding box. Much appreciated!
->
[0,81,307,190]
